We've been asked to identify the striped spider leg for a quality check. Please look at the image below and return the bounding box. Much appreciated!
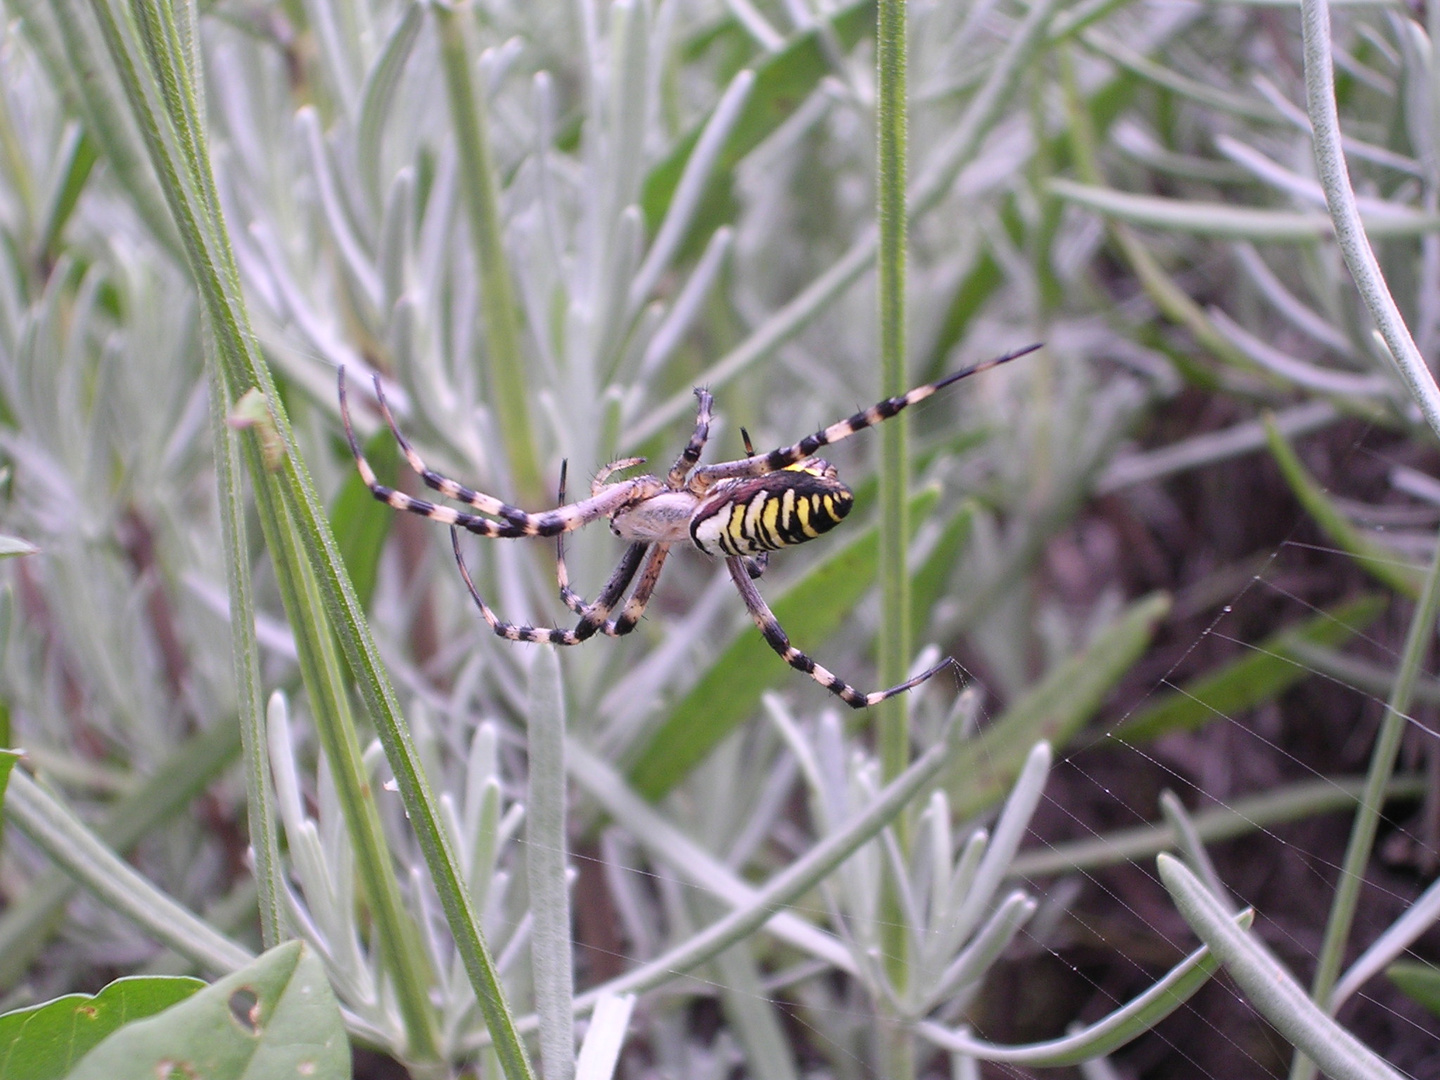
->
[688,342,1042,489]
[338,367,658,539]
[726,556,960,707]
[341,345,1036,707]
[554,460,672,636]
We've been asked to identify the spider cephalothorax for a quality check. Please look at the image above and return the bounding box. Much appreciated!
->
[339,342,1038,708]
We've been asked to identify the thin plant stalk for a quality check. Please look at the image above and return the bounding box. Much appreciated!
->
[434,4,544,506]
[84,1,536,1075]
[1300,0,1440,442]
[875,0,914,1073]
[1290,534,1440,1080]
[1296,0,1440,1071]
[623,0,1064,450]
[208,360,283,947]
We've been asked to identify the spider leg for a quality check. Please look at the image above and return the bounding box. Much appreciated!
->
[339,368,643,538]
[552,462,673,632]
[726,557,957,708]
[453,527,649,644]
[692,344,1041,484]
[554,461,587,615]
[606,543,670,635]
[666,387,714,488]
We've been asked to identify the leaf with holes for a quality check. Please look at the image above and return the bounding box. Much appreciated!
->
[0,975,202,1080]
[63,941,347,1080]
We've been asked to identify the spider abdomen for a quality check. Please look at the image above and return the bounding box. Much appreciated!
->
[689,462,853,557]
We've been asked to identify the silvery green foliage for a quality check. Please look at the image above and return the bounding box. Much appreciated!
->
[0,0,1185,1070]
[0,14,239,993]
[267,690,531,1057]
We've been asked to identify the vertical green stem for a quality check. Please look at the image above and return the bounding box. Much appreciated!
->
[876,1,910,785]
[1290,537,1440,1080]
[87,1,535,1075]
[876,0,912,1073]
[207,361,283,947]
[434,5,544,505]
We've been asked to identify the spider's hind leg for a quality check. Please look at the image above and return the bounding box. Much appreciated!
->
[454,527,649,645]
[726,557,957,707]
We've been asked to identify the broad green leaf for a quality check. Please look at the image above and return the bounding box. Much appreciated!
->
[944,592,1170,810]
[640,0,874,245]
[66,942,347,1080]
[0,537,37,559]
[1265,417,1423,597]
[1387,961,1440,1017]
[0,975,202,1080]
[629,488,941,800]
[1116,594,1385,743]
[328,426,400,611]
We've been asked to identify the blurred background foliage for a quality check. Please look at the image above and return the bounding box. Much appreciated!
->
[0,0,1439,1075]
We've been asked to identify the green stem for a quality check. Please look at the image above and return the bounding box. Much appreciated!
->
[1291,538,1440,1080]
[251,456,441,1060]
[85,2,537,1074]
[207,361,283,948]
[434,5,544,505]
[875,0,912,1070]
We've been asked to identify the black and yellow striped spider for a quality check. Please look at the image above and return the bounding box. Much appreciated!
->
[339,344,1038,708]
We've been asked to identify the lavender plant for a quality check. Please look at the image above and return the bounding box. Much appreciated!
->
[0,0,1436,1077]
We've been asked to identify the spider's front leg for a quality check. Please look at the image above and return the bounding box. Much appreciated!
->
[726,557,958,708]
[666,387,714,488]
[689,343,1041,486]
[339,368,650,538]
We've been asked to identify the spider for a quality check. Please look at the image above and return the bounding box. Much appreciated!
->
[338,343,1039,708]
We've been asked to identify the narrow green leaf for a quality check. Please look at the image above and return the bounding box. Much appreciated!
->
[356,1,424,210]
[1386,962,1440,1017]
[0,748,16,811]
[1158,855,1405,1080]
[921,251,1003,380]
[917,910,1253,1065]
[944,593,1170,810]
[1264,417,1423,597]
[527,648,575,1080]
[910,501,975,644]
[66,942,348,1080]
[1116,594,1385,743]
[35,124,97,264]
[0,975,203,1080]
[1050,178,1440,239]
[434,5,542,505]
[640,0,875,244]
[629,488,941,800]
[0,537,37,559]
[0,721,242,989]
[328,426,400,611]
